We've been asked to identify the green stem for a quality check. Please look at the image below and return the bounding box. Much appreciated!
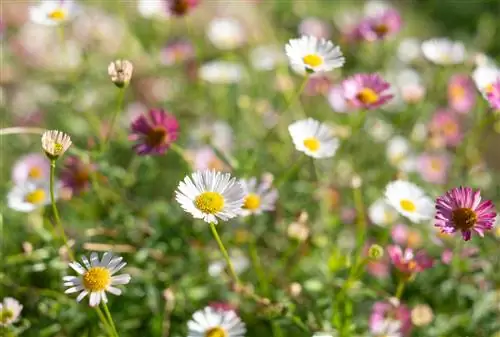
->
[283,74,309,117]
[209,222,240,285]
[248,234,269,296]
[395,278,406,299]
[271,321,284,337]
[49,160,74,260]
[95,306,116,337]
[102,302,119,337]
[103,88,125,152]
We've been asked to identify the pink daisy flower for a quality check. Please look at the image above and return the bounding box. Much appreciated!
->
[416,152,451,184]
[387,245,433,275]
[12,153,50,185]
[327,85,356,113]
[447,74,476,114]
[435,187,497,241]
[358,8,402,41]
[342,73,393,109]
[370,299,412,336]
[129,108,179,155]
[486,79,500,110]
[60,155,97,195]
[428,109,462,147]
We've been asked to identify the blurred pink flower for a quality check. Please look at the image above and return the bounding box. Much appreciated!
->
[209,301,237,313]
[129,108,179,155]
[416,152,451,184]
[191,146,230,172]
[441,246,479,265]
[327,85,355,113]
[370,299,412,336]
[304,75,331,96]
[391,224,409,245]
[358,8,402,41]
[447,74,476,114]
[12,153,50,185]
[60,155,97,195]
[486,79,500,110]
[342,73,393,109]
[387,245,433,275]
[429,109,462,147]
[298,17,331,39]
[161,39,195,66]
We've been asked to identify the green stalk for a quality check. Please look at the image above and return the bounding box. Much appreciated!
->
[248,234,269,296]
[395,278,406,299]
[103,88,125,152]
[95,306,116,337]
[102,302,119,337]
[209,222,240,285]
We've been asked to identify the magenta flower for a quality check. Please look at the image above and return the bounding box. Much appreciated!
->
[486,79,500,110]
[12,153,50,185]
[161,39,195,66]
[429,109,462,147]
[369,299,412,336]
[342,73,393,109]
[416,152,451,184]
[60,155,96,195]
[167,0,199,16]
[387,245,433,275]
[435,187,497,241]
[358,8,402,41]
[447,74,476,114]
[130,109,179,155]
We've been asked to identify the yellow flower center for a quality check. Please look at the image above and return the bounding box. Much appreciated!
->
[400,199,416,212]
[430,159,442,171]
[24,189,46,204]
[303,137,320,152]
[54,143,64,155]
[451,207,477,230]
[243,193,261,211]
[0,309,14,324]
[194,192,225,214]
[83,267,111,292]
[450,84,465,100]
[47,9,66,21]
[485,83,494,93]
[443,121,457,136]
[302,54,323,68]
[28,166,43,179]
[146,126,168,147]
[205,327,227,337]
[407,260,418,271]
[357,88,379,105]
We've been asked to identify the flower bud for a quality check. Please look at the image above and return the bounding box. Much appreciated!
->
[108,59,133,88]
[368,244,384,260]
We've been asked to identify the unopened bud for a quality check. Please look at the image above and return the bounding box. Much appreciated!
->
[368,244,384,260]
[411,304,434,326]
[289,282,302,297]
[108,59,133,88]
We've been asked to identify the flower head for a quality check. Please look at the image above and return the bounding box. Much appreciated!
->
[358,8,402,41]
[175,170,245,224]
[240,176,278,216]
[199,61,245,84]
[0,297,23,327]
[472,65,500,96]
[387,245,434,275]
[12,153,50,185]
[369,198,398,226]
[447,74,476,114]
[161,39,195,66]
[416,152,451,184]
[8,182,53,212]
[435,187,497,241]
[385,180,434,223]
[250,45,286,71]
[41,130,72,160]
[370,300,411,336]
[60,155,96,195]
[298,17,331,39]
[486,79,500,110]
[421,38,466,65]
[429,109,462,147]
[63,252,131,307]
[288,118,339,158]
[191,146,230,172]
[342,73,393,109]
[129,108,179,155]
[108,59,133,88]
[187,305,246,337]
[207,17,246,50]
[285,35,345,74]
[167,0,199,16]
[29,0,77,26]
[371,319,402,337]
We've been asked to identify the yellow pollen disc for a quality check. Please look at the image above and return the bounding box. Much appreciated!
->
[194,192,224,214]
[0,309,14,324]
[357,88,379,105]
[450,84,465,100]
[400,199,416,212]
[83,267,111,292]
[451,207,477,230]
[205,327,227,337]
[28,166,43,179]
[302,54,323,68]
[443,122,457,136]
[47,9,66,20]
[485,83,494,93]
[243,193,261,211]
[407,260,418,271]
[54,143,64,155]
[303,137,320,152]
[24,189,46,204]
[430,159,442,171]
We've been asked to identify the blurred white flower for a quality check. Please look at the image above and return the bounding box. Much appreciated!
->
[472,65,500,95]
[137,0,167,18]
[250,45,285,71]
[298,17,331,39]
[207,17,246,50]
[29,0,78,26]
[364,0,392,16]
[397,38,421,63]
[365,118,393,143]
[421,38,466,65]
[0,297,23,327]
[385,180,434,223]
[369,198,398,226]
[208,250,249,277]
[240,176,278,216]
[386,136,412,168]
[199,61,245,84]
[8,182,54,212]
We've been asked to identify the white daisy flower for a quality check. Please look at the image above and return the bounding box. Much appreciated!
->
[63,252,131,307]
[239,176,278,216]
[7,182,53,212]
[288,118,340,158]
[199,61,245,84]
[386,136,412,169]
[187,306,246,337]
[175,170,245,224]
[250,45,286,71]
[41,130,72,160]
[208,250,250,277]
[285,35,345,73]
[421,38,466,65]
[384,180,434,223]
[397,38,421,63]
[368,198,398,226]
[207,17,246,50]
[472,65,500,96]
[29,0,78,26]
[0,297,23,327]
[137,0,167,18]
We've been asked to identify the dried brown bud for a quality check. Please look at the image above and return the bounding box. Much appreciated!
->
[108,59,133,88]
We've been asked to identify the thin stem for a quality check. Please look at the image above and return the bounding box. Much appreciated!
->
[283,74,309,117]
[0,127,45,136]
[103,88,125,152]
[95,306,116,337]
[395,278,406,299]
[209,222,240,285]
[248,234,269,296]
[49,160,74,260]
[102,302,119,337]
